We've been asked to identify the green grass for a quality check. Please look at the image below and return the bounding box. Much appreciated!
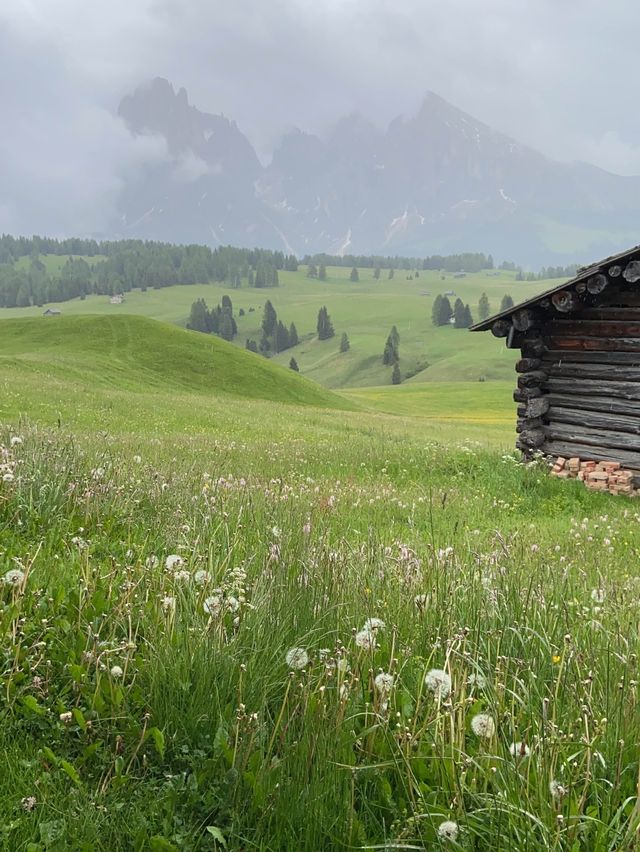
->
[2,313,640,850]
[0,265,556,388]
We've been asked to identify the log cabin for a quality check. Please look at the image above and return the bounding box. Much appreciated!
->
[471,244,640,482]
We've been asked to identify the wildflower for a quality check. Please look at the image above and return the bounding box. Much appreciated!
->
[133,455,142,463]
[424,668,452,699]
[3,568,25,586]
[194,570,210,585]
[59,711,73,724]
[471,713,495,738]
[509,741,531,759]
[552,655,561,664]
[10,436,23,446]
[21,796,36,811]
[2,472,14,482]
[467,673,487,689]
[204,595,222,617]
[161,596,176,611]
[437,820,459,841]
[374,672,394,695]
[110,665,123,678]
[285,647,309,669]
[549,779,566,799]
[363,617,385,632]
[591,588,606,604]
[226,595,240,613]
[355,628,377,651]
[173,570,191,583]
[165,554,184,571]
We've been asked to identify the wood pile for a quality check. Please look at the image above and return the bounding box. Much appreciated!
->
[550,456,640,495]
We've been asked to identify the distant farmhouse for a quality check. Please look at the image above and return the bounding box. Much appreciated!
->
[472,244,640,494]
[109,294,125,305]
[43,308,61,316]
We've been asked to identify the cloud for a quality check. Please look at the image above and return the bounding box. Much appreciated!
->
[2,0,640,236]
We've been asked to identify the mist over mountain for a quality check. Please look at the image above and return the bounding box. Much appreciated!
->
[115,78,640,266]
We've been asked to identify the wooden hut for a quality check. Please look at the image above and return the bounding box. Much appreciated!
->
[471,245,640,486]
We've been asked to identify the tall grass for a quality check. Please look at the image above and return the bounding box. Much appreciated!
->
[2,424,640,850]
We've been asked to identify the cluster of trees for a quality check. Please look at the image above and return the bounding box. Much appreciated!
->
[431,294,474,328]
[187,296,238,341]
[306,263,327,280]
[381,326,402,385]
[245,300,299,356]
[0,235,296,308]
[303,251,496,273]
[316,306,335,340]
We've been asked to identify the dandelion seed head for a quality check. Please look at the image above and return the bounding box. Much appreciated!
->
[165,554,184,571]
[374,672,394,694]
[437,820,459,841]
[424,668,451,699]
[194,570,210,585]
[549,779,566,798]
[173,570,191,583]
[509,741,530,759]
[10,436,23,446]
[355,628,377,651]
[110,665,123,678]
[3,568,25,586]
[471,713,495,738]
[204,595,222,617]
[467,673,487,689]
[364,617,385,632]
[285,647,309,669]
[161,595,176,611]
[591,588,606,603]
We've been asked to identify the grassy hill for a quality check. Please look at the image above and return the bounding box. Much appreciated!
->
[0,264,559,388]
[0,315,350,413]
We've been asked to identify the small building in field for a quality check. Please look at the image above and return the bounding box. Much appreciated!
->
[43,308,61,316]
[471,244,640,492]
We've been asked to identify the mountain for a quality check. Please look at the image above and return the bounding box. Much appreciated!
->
[115,78,640,265]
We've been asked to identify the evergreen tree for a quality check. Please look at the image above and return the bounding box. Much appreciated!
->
[248,268,255,288]
[289,322,299,347]
[487,254,494,269]
[262,300,277,338]
[373,266,381,280]
[275,320,290,353]
[219,311,235,341]
[316,306,335,340]
[246,339,258,353]
[462,304,473,327]
[391,363,401,385]
[340,332,350,352]
[414,269,420,278]
[382,325,400,364]
[388,268,395,280]
[478,292,490,320]
[289,357,299,372]
[221,294,232,312]
[500,294,515,311]
[453,298,466,328]
[438,296,453,326]
[188,298,210,333]
[307,264,318,279]
[318,264,327,281]
[432,294,443,326]
[350,267,359,282]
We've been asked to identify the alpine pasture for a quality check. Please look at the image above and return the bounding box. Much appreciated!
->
[2,275,640,850]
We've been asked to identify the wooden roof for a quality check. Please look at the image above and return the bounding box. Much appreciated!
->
[470,243,640,332]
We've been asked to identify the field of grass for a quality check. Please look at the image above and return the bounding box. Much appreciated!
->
[2,315,640,849]
[0,265,557,388]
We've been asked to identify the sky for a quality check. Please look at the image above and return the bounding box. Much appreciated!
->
[2,0,640,236]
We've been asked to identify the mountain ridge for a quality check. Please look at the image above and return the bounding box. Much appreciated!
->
[115,77,640,265]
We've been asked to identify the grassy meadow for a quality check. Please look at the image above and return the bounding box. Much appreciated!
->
[2,314,640,850]
[0,264,556,388]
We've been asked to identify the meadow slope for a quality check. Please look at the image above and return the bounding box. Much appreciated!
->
[2,313,640,850]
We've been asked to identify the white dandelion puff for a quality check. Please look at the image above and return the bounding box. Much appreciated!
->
[10,436,23,446]
[193,570,210,585]
[471,713,495,738]
[285,647,309,669]
[549,779,566,799]
[467,672,487,690]
[145,555,159,569]
[424,668,451,699]
[204,595,222,617]
[161,596,176,611]
[591,588,606,604]
[110,665,123,678]
[374,672,394,695]
[3,472,15,483]
[173,570,191,583]
[437,820,459,841]
[355,628,377,651]
[165,554,184,571]
[509,741,531,759]
[226,595,240,613]
[59,711,73,724]
[363,617,385,632]
[3,568,25,586]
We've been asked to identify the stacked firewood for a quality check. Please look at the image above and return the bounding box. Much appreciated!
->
[551,457,639,495]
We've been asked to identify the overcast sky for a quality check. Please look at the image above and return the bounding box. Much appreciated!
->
[2,0,640,236]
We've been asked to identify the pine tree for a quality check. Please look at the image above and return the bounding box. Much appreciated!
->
[373,266,381,280]
[388,268,395,280]
[391,363,401,385]
[382,325,400,364]
[453,298,466,328]
[340,332,350,352]
[500,294,514,311]
[350,267,359,282]
[478,292,490,320]
[432,294,443,326]
[289,322,299,347]
[317,306,335,340]
[275,320,290,353]
[188,298,209,333]
[438,296,453,326]
[307,264,318,279]
[462,304,473,327]
[219,311,235,341]
[289,357,299,372]
[262,300,277,338]
[245,339,258,353]
[318,264,327,281]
